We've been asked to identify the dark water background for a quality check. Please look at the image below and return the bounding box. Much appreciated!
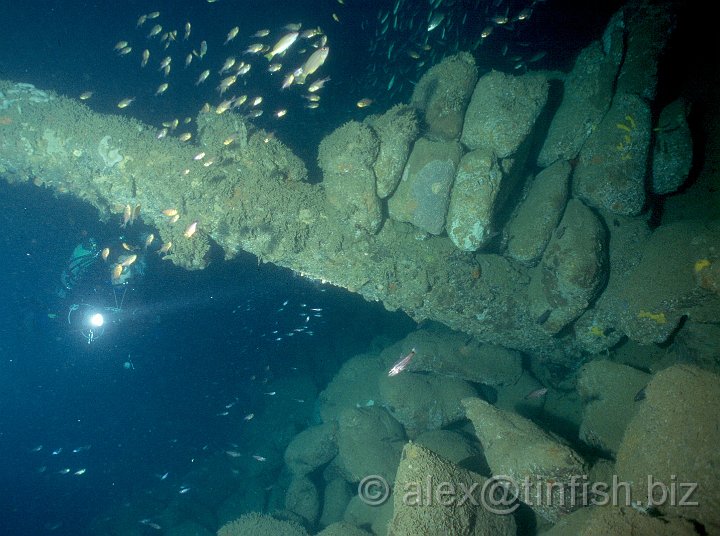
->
[0,0,623,533]
[0,178,416,534]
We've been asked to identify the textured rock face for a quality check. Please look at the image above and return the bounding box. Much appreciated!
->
[576,360,650,455]
[97,134,123,168]
[461,70,549,157]
[343,494,394,536]
[569,209,652,354]
[365,104,419,199]
[541,505,699,536]
[652,97,693,194]
[446,148,502,251]
[388,327,523,387]
[506,160,572,265]
[319,355,383,424]
[616,365,720,533]
[615,220,720,345]
[318,121,382,233]
[317,522,372,536]
[528,199,608,334]
[413,430,481,466]
[388,443,516,536]
[696,261,720,298]
[378,372,476,438]
[285,475,320,525]
[573,93,651,215]
[335,406,405,484]
[388,137,463,234]
[463,397,587,523]
[319,479,352,528]
[218,513,308,536]
[284,423,338,476]
[537,11,625,167]
[410,52,478,141]
[615,1,677,101]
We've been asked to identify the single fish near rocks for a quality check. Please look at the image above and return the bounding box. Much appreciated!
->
[388,348,416,376]
[524,387,548,400]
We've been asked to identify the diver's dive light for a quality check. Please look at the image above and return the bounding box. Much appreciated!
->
[89,312,105,328]
[67,304,119,344]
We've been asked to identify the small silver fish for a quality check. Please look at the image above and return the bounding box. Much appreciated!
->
[388,348,416,376]
[524,387,548,400]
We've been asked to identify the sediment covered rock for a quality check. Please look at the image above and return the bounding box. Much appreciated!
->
[506,160,572,265]
[615,0,677,101]
[671,320,720,375]
[318,121,382,233]
[336,406,406,484]
[573,92,651,215]
[365,104,419,199]
[217,513,308,536]
[461,70,549,158]
[316,521,372,536]
[388,137,463,235]
[379,372,476,438]
[410,52,478,141]
[570,210,651,354]
[319,478,352,528]
[319,354,383,423]
[388,443,516,536]
[537,11,625,167]
[284,422,338,476]
[413,429,482,467]
[445,148,503,251]
[463,397,587,523]
[343,491,394,536]
[542,505,698,536]
[652,97,693,194]
[285,475,320,525]
[385,328,523,387]
[576,359,650,455]
[615,365,720,533]
[528,199,608,335]
[616,220,720,344]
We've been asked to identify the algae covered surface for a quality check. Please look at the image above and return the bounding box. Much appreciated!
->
[1,0,720,535]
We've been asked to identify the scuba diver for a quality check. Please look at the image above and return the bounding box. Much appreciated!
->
[57,238,100,299]
[59,234,147,344]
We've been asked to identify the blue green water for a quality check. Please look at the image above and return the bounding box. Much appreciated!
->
[0,0,624,533]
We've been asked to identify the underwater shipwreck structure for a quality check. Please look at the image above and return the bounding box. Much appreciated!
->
[2,0,720,533]
[1,2,717,365]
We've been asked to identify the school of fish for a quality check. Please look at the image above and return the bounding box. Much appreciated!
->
[82,0,546,156]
